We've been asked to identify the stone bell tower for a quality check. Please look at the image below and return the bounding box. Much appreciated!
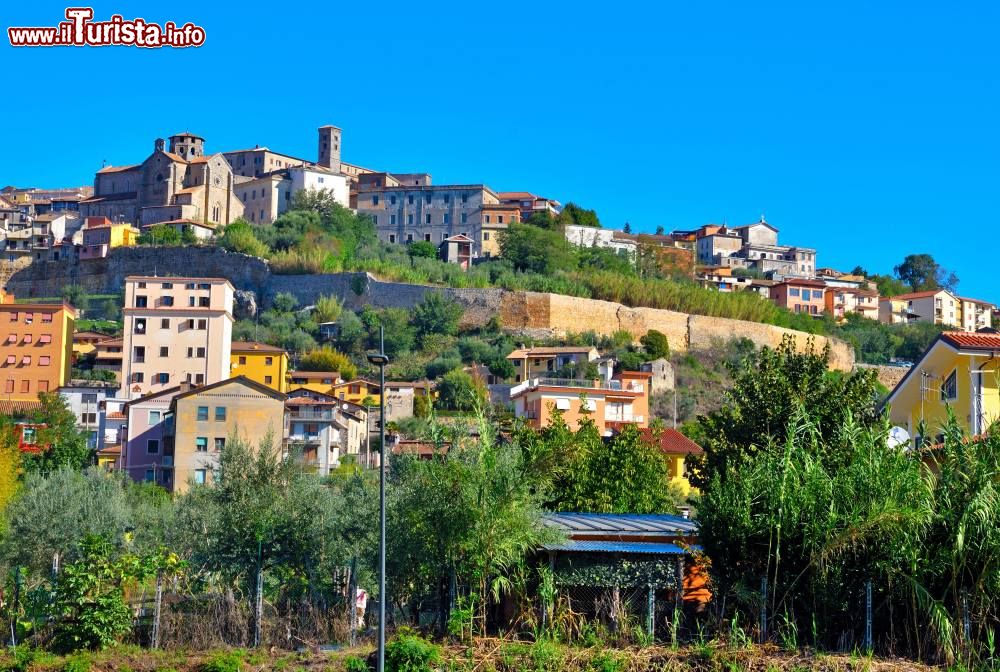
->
[318,125,342,173]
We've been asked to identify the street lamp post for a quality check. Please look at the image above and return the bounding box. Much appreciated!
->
[366,327,389,672]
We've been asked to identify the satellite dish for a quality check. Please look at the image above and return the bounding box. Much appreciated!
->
[887,426,911,450]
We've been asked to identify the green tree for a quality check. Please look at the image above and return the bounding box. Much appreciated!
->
[137,224,181,246]
[869,273,909,297]
[498,222,578,274]
[52,535,155,652]
[557,202,601,228]
[436,369,485,411]
[271,291,299,313]
[312,294,343,324]
[218,219,269,257]
[297,346,357,380]
[691,336,882,489]
[892,321,950,362]
[22,392,91,473]
[894,253,959,292]
[550,422,681,514]
[361,306,415,358]
[61,284,87,310]
[411,293,463,342]
[639,329,670,359]
[408,240,438,259]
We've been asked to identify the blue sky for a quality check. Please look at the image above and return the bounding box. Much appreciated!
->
[4,2,998,299]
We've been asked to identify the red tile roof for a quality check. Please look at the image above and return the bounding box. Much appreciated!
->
[0,400,42,416]
[887,289,953,300]
[940,332,1000,350]
[231,341,287,353]
[640,427,704,455]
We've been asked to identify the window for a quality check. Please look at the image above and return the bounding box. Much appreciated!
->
[788,288,800,297]
[388,234,396,243]
[137,281,146,288]
[484,215,491,224]
[483,232,490,241]
[425,194,432,204]
[264,375,273,385]
[81,412,97,424]
[407,195,414,205]
[38,355,50,366]
[156,373,169,384]
[214,437,225,451]
[20,380,29,393]
[134,318,146,333]
[265,357,273,366]
[372,195,379,206]
[195,437,208,452]
[160,347,169,357]
[131,372,144,383]
[197,347,206,358]
[194,469,206,485]
[406,233,413,243]
[498,215,504,224]
[407,214,413,225]
[238,356,247,365]
[3,379,10,394]
[215,406,226,421]
[198,283,210,290]
[189,297,196,307]
[424,233,432,242]
[23,334,31,344]
[443,213,450,224]
[145,469,155,482]
[135,295,148,307]
[41,313,52,323]
[197,406,209,421]
[199,297,210,307]
[161,296,174,307]
[133,346,145,363]
[39,334,51,344]
[4,334,13,343]
[162,282,173,289]
[147,439,159,454]
[942,370,958,401]
[390,195,396,205]
[390,214,397,225]
[461,193,468,204]
[371,215,377,225]
[461,213,467,224]
[425,214,431,224]
[82,393,98,405]
[197,319,207,330]
[149,410,161,424]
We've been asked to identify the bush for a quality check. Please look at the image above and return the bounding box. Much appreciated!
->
[218,220,269,257]
[385,631,441,672]
[344,656,369,672]
[298,347,357,380]
[639,329,669,359]
[199,650,244,672]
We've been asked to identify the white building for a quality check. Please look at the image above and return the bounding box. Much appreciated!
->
[234,164,349,225]
[59,380,122,450]
[564,224,637,258]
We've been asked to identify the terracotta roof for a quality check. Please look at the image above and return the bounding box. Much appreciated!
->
[188,156,211,164]
[0,400,42,416]
[940,332,1000,350]
[231,341,287,353]
[639,427,704,455]
[886,289,953,301]
[97,164,139,174]
[774,278,827,289]
[958,296,995,307]
[289,371,341,379]
[172,375,286,402]
[498,191,537,200]
[162,151,187,163]
[97,337,123,347]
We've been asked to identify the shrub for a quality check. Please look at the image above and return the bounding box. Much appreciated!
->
[639,329,670,359]
[588,651,624,672]
[313,294,343,324]
[218,220,269,258]
[62,658,92,672]
[385,631,440,672]
[343,656,369,672]
[200,650,244,672]
[298,347,358,380]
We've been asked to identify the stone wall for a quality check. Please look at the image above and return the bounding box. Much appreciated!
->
[856,363,910,390]
[5,248,854,370]
[5,246,271,298]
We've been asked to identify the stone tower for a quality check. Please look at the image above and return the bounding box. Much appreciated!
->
[168,132,205,159]
[318,125,341,173]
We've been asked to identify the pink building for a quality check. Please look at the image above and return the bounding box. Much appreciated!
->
[122,385,183,488]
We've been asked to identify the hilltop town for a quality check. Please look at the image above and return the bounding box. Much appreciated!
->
[0,120,997,671]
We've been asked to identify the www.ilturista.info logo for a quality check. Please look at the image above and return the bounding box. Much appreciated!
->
[8,8,205,48]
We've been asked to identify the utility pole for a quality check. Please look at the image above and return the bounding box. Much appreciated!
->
[366,328,389,672]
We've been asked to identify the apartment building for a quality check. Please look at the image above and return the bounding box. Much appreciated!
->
[122,385,184,488]
[0,292,75,402]
[959,296,994,332]
[93,337,123,380]
[510,369,651,435]
[287,370,344,393]
[355,173,519,257]
[506,346,599,383]
[285,388,368,475]
[166,377,286,492]
[121,276,234,398]
[58,380,120,450]
[770,278,827,315]
[695,218,816,277]
[824,286,880,321]
[497,191,561,221]
[230,341,289,392]
[877,289,993,331]
[78,216,139,260]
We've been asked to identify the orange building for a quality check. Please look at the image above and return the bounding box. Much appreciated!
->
[510,369,651,435]
[0,292,75,402]
[770,278,827,315]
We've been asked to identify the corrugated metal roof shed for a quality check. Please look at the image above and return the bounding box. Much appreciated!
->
[542,512,698,536]
[542,541,699,555]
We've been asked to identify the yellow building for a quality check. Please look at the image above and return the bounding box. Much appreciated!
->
[230,341,289,392]
[288,370,344,394]
[330,378,383,405]
[79,217,139,260]
[0,292,76,401]
[505,346,600,383]
[639,427,702,496]
[885,332,1000,445]
[167,376,286,493]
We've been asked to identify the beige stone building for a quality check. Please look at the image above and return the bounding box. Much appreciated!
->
[167,376,286,492]
[121,276,234,398]
[355,173,519,257]
[80,133,244,228]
